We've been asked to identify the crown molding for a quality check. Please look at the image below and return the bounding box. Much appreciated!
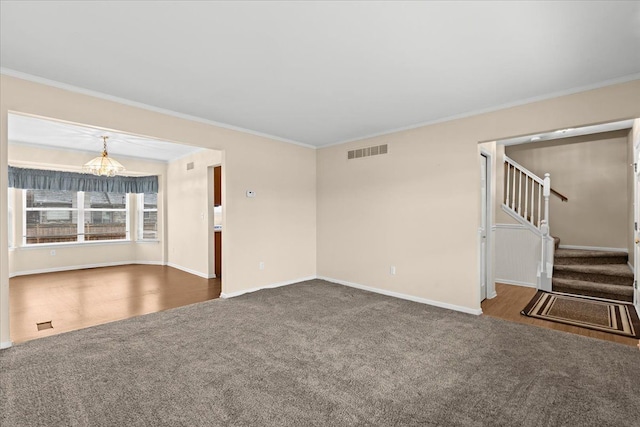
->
[319,72,640,149]
[4,67,638,151]
[0,68,317,150]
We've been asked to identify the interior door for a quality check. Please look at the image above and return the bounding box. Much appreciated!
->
[480,154,488,301]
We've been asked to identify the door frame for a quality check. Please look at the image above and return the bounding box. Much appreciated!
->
[479,149,495,303]
[634,133,640,313]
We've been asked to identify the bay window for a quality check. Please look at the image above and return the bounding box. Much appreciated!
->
[24,189,129,244]
[138,193,158,240]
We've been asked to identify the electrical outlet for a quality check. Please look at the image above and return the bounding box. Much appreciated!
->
[390,265,396,275]
[259,261,265,270]
[50,250,56,256]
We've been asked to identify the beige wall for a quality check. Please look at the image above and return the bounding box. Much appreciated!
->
[166,150,221,277]
[0,74,318,346]
[1,74,639,346]
[7,144,167,274]
[506,130,629,249]
[317,79,640,312]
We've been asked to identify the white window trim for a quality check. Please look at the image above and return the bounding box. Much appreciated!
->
[7,188,14,250]
[22,189,131,246]
[137,193,158,242]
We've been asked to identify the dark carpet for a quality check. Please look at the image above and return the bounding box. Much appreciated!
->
[522,290,640,338]
[1,279,639,426]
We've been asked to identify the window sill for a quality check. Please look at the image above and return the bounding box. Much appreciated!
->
[136,239,160,244]
[19,240,132,250]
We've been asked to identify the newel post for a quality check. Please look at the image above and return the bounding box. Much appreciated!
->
[543,173,550,228]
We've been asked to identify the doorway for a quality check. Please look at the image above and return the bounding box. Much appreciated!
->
[6,112,223,343]
[214,165,222,278]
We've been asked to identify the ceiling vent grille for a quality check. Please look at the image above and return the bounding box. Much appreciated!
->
[347,144,388,160]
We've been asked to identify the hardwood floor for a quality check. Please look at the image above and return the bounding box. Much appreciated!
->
[10,265,221,344]
[11,273,637,348]
[482,283,638,347]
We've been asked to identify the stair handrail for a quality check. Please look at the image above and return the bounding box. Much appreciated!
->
[550,188,568,202]
[505,156,567,202]
[504,156,549,230]
[504,156,544,184]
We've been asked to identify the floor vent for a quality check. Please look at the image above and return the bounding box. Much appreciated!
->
[36,321,53,331]
[347,144,388,160]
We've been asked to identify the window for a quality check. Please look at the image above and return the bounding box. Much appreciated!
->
[25,190,78,244]
[24,190,129,244]
[138,193,158,240]
[84,192,128,241]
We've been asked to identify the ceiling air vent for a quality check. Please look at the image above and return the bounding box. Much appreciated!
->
[347,144,388,160]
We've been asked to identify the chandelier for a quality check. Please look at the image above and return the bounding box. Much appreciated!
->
[82,136,125,177]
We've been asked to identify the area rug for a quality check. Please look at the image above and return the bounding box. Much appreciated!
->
[521,290,640,338]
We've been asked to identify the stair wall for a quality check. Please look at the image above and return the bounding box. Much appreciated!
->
[494,224,541,288]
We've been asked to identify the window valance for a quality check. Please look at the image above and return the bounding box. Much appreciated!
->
[8,166,158,193]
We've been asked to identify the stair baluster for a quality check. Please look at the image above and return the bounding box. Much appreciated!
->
[503,156,556,291]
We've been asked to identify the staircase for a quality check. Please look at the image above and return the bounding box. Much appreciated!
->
[503,155,636,303]
[552,244,634,302]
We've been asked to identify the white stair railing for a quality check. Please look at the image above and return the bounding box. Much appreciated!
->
[504,156,549,230]
[504,156,554,291]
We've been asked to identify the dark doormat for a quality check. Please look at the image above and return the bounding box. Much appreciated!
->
[521,291,640,338]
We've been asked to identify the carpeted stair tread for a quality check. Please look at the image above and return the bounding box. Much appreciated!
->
[554,249,628,265]
[555,249,628,258]
[554,264,634,279]
[553,264,633,287]
[552,278,634,302]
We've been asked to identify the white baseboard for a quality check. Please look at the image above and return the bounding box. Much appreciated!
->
[317,276,482,315]
[220,276,316,299]
[558,245,628,253]
[135,261,165,266]
[0,341,13,350]
[495,278,537,288]
[165,263,214,279]
[9,261,139,278]
[8,260,213,278]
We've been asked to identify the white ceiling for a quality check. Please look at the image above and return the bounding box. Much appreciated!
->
[1,1,639,148]
[8,114,203,162]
